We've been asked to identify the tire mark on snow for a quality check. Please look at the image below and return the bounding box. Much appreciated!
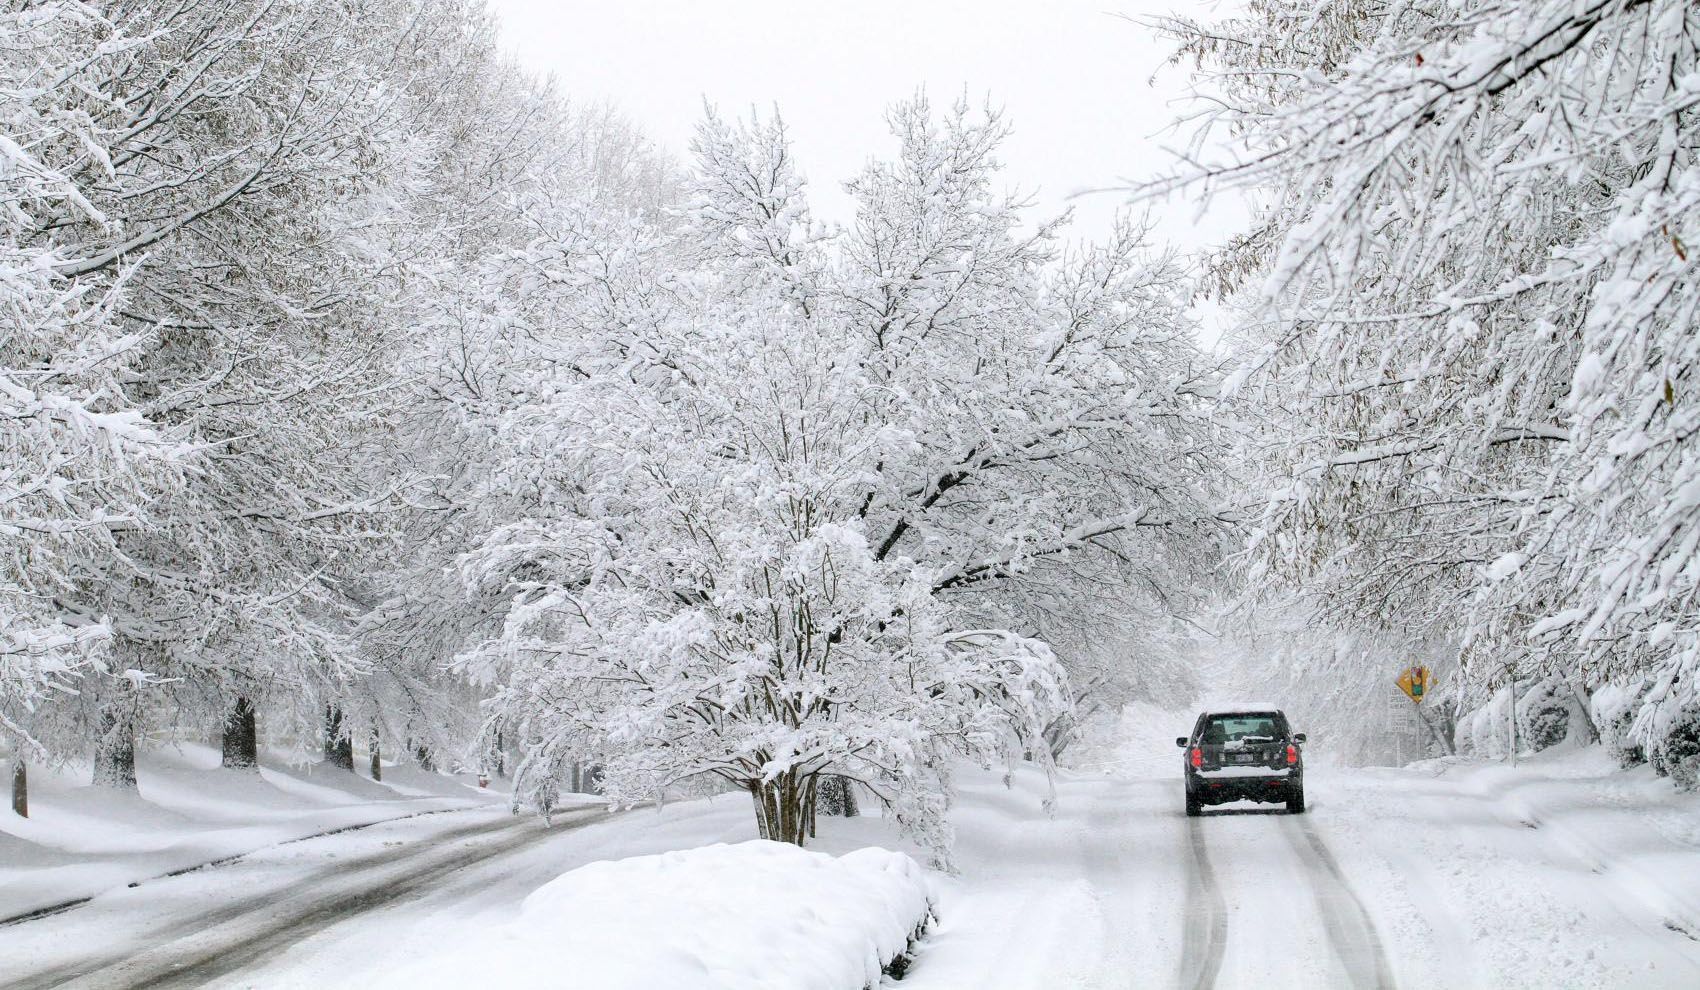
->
[1286,818,1396,990]
[11,809,600,990]
[0,802,477,930]
[1180,818,1227,990]
[124,819,592,990]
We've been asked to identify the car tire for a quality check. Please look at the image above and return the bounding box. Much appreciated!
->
[1185,790,1201,817]
[1287,786,1306,814]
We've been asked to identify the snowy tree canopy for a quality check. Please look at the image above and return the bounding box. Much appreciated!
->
[1152,0,1700,737]
[460,99,1224,850]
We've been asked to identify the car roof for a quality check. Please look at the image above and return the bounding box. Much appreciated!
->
[1198,703,1285,716]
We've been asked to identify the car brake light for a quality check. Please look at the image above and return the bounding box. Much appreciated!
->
[1286,744,1298,765]
[1190,747,1202,768]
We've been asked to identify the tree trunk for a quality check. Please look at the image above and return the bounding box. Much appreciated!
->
[803,775,817,840]
[323,705,354,771]
[10,760,25,818]
[369,726,382,781]
[492,729,506,778]
[94,705,138,789]
[750,772,810,846]
[221,696,259,770]
[412,740,436,773]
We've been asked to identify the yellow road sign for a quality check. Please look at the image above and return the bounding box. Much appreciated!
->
[1397,666,1431,703]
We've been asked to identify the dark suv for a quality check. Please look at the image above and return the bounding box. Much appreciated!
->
[1177,706,1306,816]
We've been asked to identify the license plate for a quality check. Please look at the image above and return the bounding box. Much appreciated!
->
[1231,753,1254,764]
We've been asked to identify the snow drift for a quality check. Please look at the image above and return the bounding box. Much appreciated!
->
[379,840,934,989]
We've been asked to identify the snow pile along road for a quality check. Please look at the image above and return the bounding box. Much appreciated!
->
[379,839,934,990]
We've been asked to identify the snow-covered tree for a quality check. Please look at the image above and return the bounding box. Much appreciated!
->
[464,99,1222,852]
[353,47,686,778]
[2,0,523,783]
[1153,0,1700,741]
[1,4,190,768]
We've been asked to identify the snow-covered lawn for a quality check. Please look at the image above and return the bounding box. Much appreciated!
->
[0,743,504,922]
[380,841,933,990]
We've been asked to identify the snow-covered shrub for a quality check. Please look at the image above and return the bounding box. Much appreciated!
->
[1607,709,1646,769]
[1589,680,1647,768]
[1650,703,1700,792]
[1457,679,1588,760]
[1516,679,1572,753]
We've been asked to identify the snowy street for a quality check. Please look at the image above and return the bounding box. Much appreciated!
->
[6,749,1699,989]
[904,754,1700,989]
[3,805,608,989]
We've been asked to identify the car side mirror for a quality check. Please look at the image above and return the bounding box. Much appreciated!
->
[1293,733,1307,744]
[1175,737,1189,748]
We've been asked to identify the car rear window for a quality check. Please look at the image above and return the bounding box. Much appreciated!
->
[1199,713,1285,743]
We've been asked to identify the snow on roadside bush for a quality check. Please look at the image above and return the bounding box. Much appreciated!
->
[1650,703,1700,793]
[1516,679,1575,752]
[1454,678,1593,759]
[1591,681,1648,769]
[379,841,934,989]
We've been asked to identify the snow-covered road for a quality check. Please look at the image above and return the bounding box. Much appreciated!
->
[4,751,1698,989]
[904,753,1700,989]
[2,805,612,990]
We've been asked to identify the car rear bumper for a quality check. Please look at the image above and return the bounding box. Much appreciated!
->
[1188,770,1300,804]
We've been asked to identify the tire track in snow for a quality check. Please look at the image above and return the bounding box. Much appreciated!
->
[1285,817,1396,990]
[10,808,604,990]
[1179,818,1227,989]
[0,801,476,930]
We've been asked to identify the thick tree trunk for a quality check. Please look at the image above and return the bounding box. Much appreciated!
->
[369,727,382,781]
[221,696,259,770]
[10,760,25,818]
[750,772,811,846]
[323,705,354,771]
[413,742,435,772]
[94,705,138,789]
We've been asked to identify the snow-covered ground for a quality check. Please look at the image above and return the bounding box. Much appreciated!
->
[0,743,502,922]
[898,741,1700,989]
[5,727,1700,989]
[379,841,933,990]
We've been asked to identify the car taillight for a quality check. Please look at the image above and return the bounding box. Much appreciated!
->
[1190,747,1202,768]
[1286,744,1299,765]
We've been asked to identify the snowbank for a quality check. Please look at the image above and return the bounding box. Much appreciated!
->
[380,840,934,990]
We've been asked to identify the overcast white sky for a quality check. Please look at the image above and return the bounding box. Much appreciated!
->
[483,0,1247,259]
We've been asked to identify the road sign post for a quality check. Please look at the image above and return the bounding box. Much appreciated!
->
[1396,666,1451,758]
